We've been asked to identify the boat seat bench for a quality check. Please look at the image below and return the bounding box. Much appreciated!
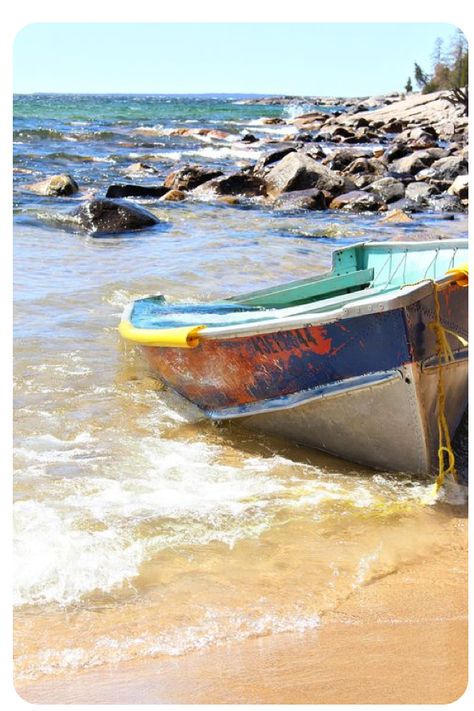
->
[231,267,375,307]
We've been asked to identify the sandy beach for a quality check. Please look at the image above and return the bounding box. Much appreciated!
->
[16,505,467,705]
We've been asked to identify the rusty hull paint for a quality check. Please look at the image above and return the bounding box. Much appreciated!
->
[141,309,411,413]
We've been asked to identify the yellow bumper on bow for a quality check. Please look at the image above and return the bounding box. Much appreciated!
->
[119,320,206,348]
[446,262,469,287]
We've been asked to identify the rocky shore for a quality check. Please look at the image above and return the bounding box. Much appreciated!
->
[26,89,468,234]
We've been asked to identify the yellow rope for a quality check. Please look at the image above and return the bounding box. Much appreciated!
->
[429,283,458,494]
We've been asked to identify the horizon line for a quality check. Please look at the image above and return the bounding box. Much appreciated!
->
[13,90,382,98]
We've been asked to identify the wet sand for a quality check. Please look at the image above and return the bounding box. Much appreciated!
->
[16,508,467,705]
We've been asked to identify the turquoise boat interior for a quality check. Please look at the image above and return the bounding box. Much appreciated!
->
[129,240,468,331]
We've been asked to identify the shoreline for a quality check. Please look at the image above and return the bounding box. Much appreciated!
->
[16,509,467,705]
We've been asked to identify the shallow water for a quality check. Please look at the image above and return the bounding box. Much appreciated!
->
[13,94,468,682]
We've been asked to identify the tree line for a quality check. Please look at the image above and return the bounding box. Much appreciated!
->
[404,29,468,114]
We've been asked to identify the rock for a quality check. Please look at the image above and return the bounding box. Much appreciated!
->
[194,173,267,198]
[405,134,439,150]
[390,150,439,175]
[25,174,79,196]
[427,155,468,182]
[353,117,371,128]
[382,119,406,134]
[216,196,240,205]
[106,184,170,199]
[396,126,438,147]
[380,208,414,223]
[164,165,223,191]
[160,189,186,201]
[352,174,379,189]
[323,148,370,172]
[291,111,328,123]
[329,190,384,212]
[294,132,315,143]
[405,182,437,203]
[299,144,326,161]
[332,90,462,133]
[426,194,464,212]
[262,117,285,125]
[123,162,160,177]
[344,157,387,177]
[328,126,356,139]
[169,127,231,140]
[273,188,327,211]
[368,177,405,203]
[241,133,259,143]
[263,151,344,198]
[447,175,468,199]
[383,142,411,162]
[253,146,297,175]
[342,127,380,144]
[70,199,159,234]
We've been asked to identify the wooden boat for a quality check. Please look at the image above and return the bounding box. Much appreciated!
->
[119,239,468,475]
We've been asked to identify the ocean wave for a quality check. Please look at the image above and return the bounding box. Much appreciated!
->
[13,128,66,141]
[70,130,120,142]
[45,151,116,164]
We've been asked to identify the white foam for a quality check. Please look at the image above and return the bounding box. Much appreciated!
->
[16,608,320,679]
[13,439,285,606]
[182,146,263,161]
[284,103,322,119]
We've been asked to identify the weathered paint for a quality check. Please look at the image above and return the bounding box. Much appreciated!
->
[142,308,411,413]
[404,282,468,362]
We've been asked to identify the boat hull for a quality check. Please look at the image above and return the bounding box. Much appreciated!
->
[138,280,467,476]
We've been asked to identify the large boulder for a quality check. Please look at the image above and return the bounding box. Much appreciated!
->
[390,150,439,175]
[329,190,384,212]
[194,173,267,198]
[368,177,405,203]
[164,165,223,191]
[405,181,438,203]
[273,188,327,211]
[263,151,344,198]
[331,90,463,132]
[25,174,78,196]
[70,199,159,234]
[427,155,468,182]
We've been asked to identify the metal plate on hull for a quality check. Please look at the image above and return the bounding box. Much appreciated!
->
[242,365,430,475]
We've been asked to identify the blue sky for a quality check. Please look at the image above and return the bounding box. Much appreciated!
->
[13,22,462,95]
